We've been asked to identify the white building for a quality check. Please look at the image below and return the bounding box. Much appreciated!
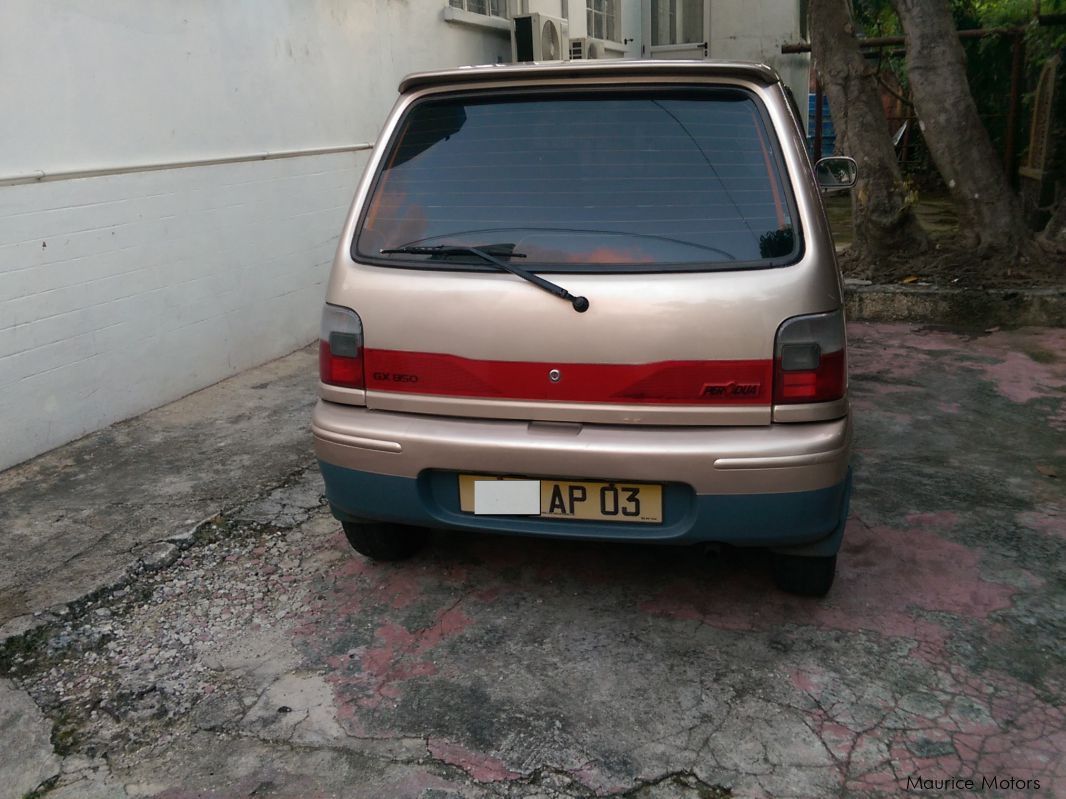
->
[0,0,808,471]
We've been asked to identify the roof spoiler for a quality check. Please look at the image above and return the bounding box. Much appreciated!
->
[399,60,781,94]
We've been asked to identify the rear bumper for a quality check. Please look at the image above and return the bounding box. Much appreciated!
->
[313,400,852,550]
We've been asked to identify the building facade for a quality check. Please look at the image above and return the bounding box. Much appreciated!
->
[0,0,808,471]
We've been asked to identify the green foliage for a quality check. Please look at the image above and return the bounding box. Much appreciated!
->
[965,2,1066,167]
[852,0,898,36]
[21,776,59,799]
[853,0,1066,33]
[847,0,1066,176]
[974,0,1061,26]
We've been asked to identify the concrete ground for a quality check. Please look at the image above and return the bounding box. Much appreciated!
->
[0,324,1063,799]
[0,345,319,640]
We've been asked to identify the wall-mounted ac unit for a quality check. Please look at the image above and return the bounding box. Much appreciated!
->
[569,37,625,60]
[512,13,569,62]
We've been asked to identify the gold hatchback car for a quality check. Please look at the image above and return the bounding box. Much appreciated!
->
[313,61,855,596]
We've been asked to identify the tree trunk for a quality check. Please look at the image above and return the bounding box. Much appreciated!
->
[809,0,928,266]
[890,0,1031,257]
[1041,192,1066,248]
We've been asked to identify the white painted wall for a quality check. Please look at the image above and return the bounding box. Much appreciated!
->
[0,1,510,470]
[535,0,568,19]
[1,1,509,175]
[707,0,810,127]
[619,0,809,126]
[0,155,363,471]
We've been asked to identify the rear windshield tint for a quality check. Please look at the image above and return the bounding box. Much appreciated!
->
[356,88,799,271]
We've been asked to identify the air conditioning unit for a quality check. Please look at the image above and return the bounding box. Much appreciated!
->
[569,37,624,60]
[512,13,569,62]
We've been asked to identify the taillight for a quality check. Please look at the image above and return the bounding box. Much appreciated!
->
[773,310,847,404]
[319,304,365,389]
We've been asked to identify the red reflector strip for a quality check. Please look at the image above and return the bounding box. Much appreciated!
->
[362,349,772,405]
[781,371,818,399]
[774,350,845,404]
[319,340,365,389]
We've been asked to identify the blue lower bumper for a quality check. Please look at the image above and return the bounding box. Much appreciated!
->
[318,463,852,554]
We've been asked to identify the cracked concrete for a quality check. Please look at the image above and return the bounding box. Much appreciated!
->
[0,678,60,797]
[0,323,1063,798]
[0,344,319,638]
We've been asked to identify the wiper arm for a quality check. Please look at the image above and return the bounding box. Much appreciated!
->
[380,245,590,313]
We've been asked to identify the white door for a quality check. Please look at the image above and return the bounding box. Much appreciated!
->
[641,0,711,59]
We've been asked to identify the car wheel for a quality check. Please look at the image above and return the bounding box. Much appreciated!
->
[341,521,427,561]
[772,553,836,597]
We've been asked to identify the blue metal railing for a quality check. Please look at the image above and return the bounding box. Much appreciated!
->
[808,93,836,160]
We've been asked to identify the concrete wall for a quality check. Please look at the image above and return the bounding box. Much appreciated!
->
[0,155,364,471]
[1,1,508,175]
[707,0,810,126]
[0,0,509,471]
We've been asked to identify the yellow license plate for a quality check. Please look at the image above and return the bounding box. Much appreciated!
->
[458,475,662,523]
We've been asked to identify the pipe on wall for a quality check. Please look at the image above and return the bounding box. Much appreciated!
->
[0,143,374,188]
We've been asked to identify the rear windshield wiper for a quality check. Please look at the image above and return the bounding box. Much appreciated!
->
[380,244,590,313]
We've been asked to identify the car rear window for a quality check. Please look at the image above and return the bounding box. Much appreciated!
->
[356,87,800,271]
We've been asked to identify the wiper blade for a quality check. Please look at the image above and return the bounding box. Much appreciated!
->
[380,245,590,313]
[382,243,527,259]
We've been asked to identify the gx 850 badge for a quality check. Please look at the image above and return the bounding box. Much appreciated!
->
[372,372,419,384]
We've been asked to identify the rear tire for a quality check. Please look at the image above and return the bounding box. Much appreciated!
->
[772,553,837,597]
[341,521,427,561]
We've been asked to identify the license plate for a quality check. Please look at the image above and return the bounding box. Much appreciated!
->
[458,475,663,523]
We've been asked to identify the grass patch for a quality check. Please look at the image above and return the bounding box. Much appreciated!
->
[22,775,59,799]
[0,623,54,678]
[1026,348,1057,364]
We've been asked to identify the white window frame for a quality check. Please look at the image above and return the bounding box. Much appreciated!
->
[643,0,711,55]
[447,0,509,18]
[443,0,513,32]
[586,0,621,42]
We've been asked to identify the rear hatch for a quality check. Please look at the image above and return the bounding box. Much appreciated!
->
[337,80,838,426]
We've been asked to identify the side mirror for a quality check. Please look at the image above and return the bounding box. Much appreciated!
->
[815,156,858,192]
